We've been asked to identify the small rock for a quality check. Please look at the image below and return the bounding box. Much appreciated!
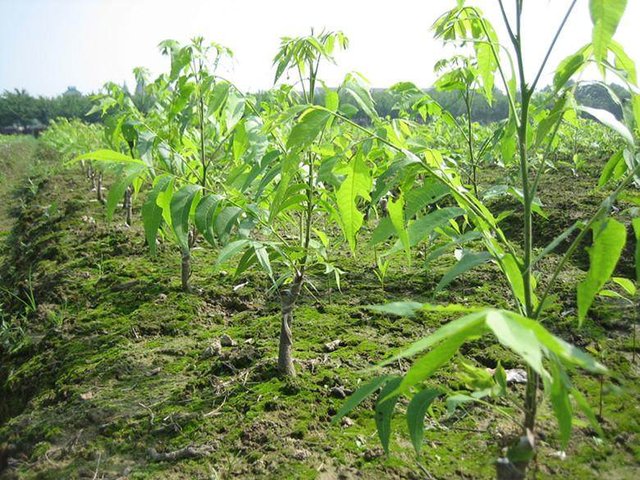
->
[363,448,384,461]
[292,448,311,460]
[329,386,349,399]
[220,334,237,347]
[506,369,527,384]
[146,367,162,377]
[324,339,342,352]
[157,293,168,302]
[80,391,94,401]
[341,416,354,427]
[223,346,258,368]
[201,340,222,359]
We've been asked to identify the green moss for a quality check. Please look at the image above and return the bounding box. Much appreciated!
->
[0,140,638,479]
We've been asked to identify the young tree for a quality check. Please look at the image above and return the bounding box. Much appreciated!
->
[335,1,639,478]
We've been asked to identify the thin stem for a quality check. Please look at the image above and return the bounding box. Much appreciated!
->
[463,87,478,197]
[497,0,517,46]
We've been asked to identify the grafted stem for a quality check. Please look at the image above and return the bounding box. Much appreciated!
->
[278,274,304,376]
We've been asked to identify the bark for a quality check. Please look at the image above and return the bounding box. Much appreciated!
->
[524,368,538,431]
[278,274,304,377]
[495,459,526,480]
[496,429,535,480]
[96,173,104,204]
[124,186,132,226]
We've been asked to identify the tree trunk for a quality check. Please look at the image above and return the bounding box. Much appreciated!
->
[496,429,534,480]
[278,274,304,377]
[96,173,104,204]
[124,186,132,226]
[181,249,191,293]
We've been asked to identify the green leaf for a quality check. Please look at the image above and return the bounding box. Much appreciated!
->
[253,243,274,281]
[106,164,147,221]
[501,253,530,309]
[209,81,230,113]
[612,277,636,296]
[549,362,572,450]
[375,377,402,455]
[395,323,486,397]
[336,153,372,252]
[609,41,637,85]
[194,194,222,246]
[406,388,440,455]
[521,316,606,373]
[142,175,172,256]
[342,74,377,120]
[407,207,464,247]
[577,219,627,324]
[214,206,243,240]
[476,41,496,103]
[332,376,392,424]
[486,310,545,378]
[571,388,604,437]
[170,184,201,251]
[368,301,424,318]
[405,181,450,217]
[325,88,339,112]
[388,194,410,260]
[553,47,589,92]
[287,108,331,150]
[217,239,251,266]
[436,251,493,293]
[224,92,246,133]
[590,0,628,65]
[380,310,488,366]
[71,149,147,166]
[370,218,395,246]
[598,150,625,187]
[579,106,634,146]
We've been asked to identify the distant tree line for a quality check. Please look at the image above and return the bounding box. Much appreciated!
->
[0,78,152,134]
[0,87,101,133]
[1,79,630,134]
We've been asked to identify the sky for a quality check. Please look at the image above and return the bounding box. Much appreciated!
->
[0,0,639,97]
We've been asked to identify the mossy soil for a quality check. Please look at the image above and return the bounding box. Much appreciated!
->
[0,140,638,479]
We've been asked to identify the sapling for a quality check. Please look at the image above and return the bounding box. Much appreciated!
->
[334,1,639,478]
[205,30,380,376]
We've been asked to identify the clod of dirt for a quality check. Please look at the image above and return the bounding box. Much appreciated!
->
[329,386,351,399]
[222,345,258,369]
[363,447,384,461]
[79,391,94,401]
[341,416,354,427]
[220,334,237,347]
[292,448,311,460]
[147,443,216,462]
[324,339,342,352]
[201,339,222,359]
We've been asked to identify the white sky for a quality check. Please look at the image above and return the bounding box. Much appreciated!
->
[0,0,639,97]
